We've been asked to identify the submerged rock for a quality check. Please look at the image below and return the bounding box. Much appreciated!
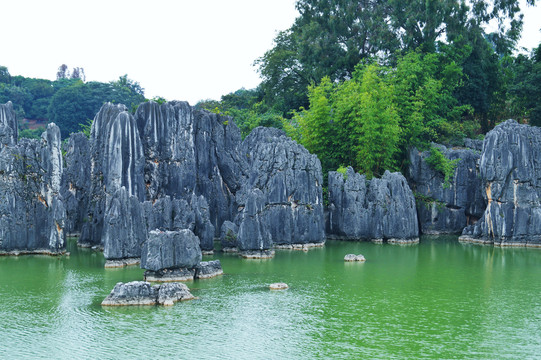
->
[344,254,366,262]
[0,122,66,254]
[239,250,275,259]
[101,281,194,306]
[269,283,288,290]
[327,168,419,243]
[408,144,485,234]
[459,120,541,247]
[195,260,223,279]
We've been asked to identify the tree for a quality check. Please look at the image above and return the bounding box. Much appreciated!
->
[286,50,473,177]
[56,64,70,80]
[48,80,145,138]
[196,87,284,139]
[256,0,536,118]
[113,74,145,96]
[508,43,541,126]
[71,67,86,81]
[0,66,10,84]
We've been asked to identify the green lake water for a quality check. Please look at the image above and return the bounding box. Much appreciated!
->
[1,236,540,359]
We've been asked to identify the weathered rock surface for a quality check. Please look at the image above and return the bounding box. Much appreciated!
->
[327,168,419,243]
[236,188,273,252]
[60,133,90,235]
[80,103,145,248]
[269,283,288,290]
[191,194,215,252]
[0,122,66,254]
[144,267,196,282]
[141,229,202,272]
[464,138,484,151]
[101,281,194,306]
[195,260,223,279]
[344,254,366,262]
[0,101,17,146]
[460,120,541,247]
[135,101,245,235]
[408,144,485,234]
[220,220,238,250]
[103,186,146,260]
[193,111,246,233]
[135,101,197,200]
[236,127,325,251]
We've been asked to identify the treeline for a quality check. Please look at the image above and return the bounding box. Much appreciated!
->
[198,0,541,178]
[0,65,145,139]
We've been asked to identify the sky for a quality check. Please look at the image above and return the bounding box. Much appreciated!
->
[1,0,540,105]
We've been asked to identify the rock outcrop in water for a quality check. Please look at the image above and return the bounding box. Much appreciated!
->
[101,281,195,306]
[408,144,485,234]
[460,120,541,247]
[0,120,66,254]
[235,127,325,257]
[141,229,205,281]
[327,168,419,243]
[195,260,223,279]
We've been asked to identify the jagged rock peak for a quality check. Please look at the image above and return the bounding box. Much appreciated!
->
[80,103,145,247]
[135,101,196,200]
[0,101,17,146]
[460,120,541,247]
[0,123,66,254]
[328,168,419,243]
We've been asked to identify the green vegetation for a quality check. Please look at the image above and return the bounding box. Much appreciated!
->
[197,0,540,180]
[0,65,145,139]
[196,88,284,139]
[425,147,461,188]
[18,128,45,140]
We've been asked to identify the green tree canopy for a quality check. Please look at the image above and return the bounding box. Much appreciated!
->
[256,0,536,118]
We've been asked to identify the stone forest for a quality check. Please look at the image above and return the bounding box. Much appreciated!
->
[2,97,541,306]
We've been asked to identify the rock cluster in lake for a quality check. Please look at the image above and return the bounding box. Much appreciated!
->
[57,101,325,264]
[0,106,66,255]
[460,120,541,247]
[327,167,419,243]
[9,92,541,259]
[408,143,485,234]
[101,281,195,306]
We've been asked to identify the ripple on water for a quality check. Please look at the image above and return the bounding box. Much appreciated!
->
[1,237,541,359]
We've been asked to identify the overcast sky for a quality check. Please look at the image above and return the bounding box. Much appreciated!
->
[2,0,540,105]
